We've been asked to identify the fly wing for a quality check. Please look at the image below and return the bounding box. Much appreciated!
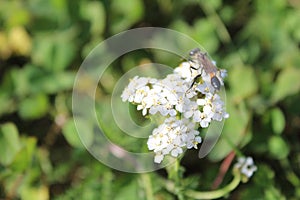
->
[200,52,217,75]
[198,86,226,158]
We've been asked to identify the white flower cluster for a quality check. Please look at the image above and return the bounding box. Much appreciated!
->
[121,59,229,163]
[234,157,257,180]
[147,117,201,163]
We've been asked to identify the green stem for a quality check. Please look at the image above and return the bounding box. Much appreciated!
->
[165,158,186,199]
[164,172,241,199]
[140,173,155,200]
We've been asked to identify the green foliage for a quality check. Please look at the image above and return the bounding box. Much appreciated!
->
[62,119,85,149]
[268,136,290,159]
[270,107,285,135]
[0,123,22,166]
[0,0,300,199]
[18,94,49,120]
[228,66,258,101]
[271,67,300,103]
[239,164,286,200]
[110,0,144,34]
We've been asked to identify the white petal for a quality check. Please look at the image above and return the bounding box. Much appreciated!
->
[142,108,147,116]
[154,154,164,163]
[197,99,206,105]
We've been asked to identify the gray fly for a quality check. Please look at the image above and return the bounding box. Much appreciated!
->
[188,48,221,91]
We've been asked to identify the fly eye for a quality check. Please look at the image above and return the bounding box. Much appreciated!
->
[211,76,221,90]
[189,48,200,56]
[189,50,195,56]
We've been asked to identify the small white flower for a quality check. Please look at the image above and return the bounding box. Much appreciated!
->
[195,82,210,95]
[186,129,202,149]
[171,146,183,157]
[121,76,151,102]
[174,62,193,79]
[183,101,198,119]
[154,153,164,163]
[234,157,257,179]
[134,86,150,103]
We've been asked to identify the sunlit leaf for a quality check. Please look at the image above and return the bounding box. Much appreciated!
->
[71,118,94,149]
[264,186,286,200]
[114,179,139,200]
[8,26,32,56]
[0,92,15,115]
[62,119,84,148]
[29,70,76,94]
[270,108,285,135]
[32,30,77,71]
[10,67,30,97]
[0,123,22,165]
[21,185,49,200]
[0,1,30,28]
[268,136,290,159]
[110,0,144,34]
[228,66,258,102]
[80,1,105,36]
[271,67,300,103]
[11,137,37,172]
[18,94,49,120]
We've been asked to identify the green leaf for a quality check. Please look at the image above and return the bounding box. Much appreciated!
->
[0,123,22,165]
[205,0,222,10]
[32,30,77,71]
[21,185,49,200]
[264,186,286,200]
[10,67,30,97]
[71,118,94,149]
[9,64,75,95]
[114,179,139,200]
[11,137,37,172]
[18,94,49,120]
[253,164,275,187]
[110,0,144,34]
[270,108,285,135]
[51,39,76,71]
[29,70,76,94]
[0,91,15,115]
[268,136,290,159]
[80,1,105,36]
[37,148,53,175]
[0,1,30,28]
[228,66,258,102]
[241,164,285,200]
[220,5,234,23]
[271,67,300,103]
[62,119,84,148]
[193,19,219,52]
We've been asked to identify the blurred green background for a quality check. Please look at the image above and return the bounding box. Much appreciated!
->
[0,0,300,199]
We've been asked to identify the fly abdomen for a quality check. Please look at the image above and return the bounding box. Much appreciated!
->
[211,76,221,90]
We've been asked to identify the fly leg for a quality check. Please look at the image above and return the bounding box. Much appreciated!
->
[186,74,202,93]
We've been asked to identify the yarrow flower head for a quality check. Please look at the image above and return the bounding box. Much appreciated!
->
[121,49,229,163]
[234,157,257,182]
[147,117,202,163]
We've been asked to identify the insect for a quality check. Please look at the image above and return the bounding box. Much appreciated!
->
[188,48,221,91]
